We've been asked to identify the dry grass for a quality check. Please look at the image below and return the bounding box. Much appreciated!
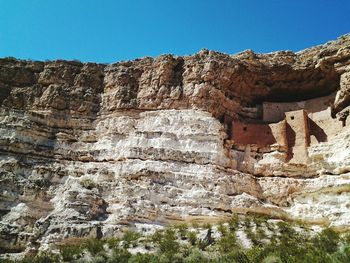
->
[56,236,89,247]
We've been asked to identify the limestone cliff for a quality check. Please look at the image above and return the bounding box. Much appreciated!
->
[0,34,350,253]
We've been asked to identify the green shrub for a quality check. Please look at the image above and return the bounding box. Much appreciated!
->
[217,222,228,236]
[313,228,340,254]
[187,231,198,246]
[151,229,164,244]
[266,221,276,233]
[80,178,96,189]
[59,243,83,261]
[300,247,330,263]
[277,221,296,238]
[122,230,141,248]
[253,216,267,227]
[184,248,209,263]
[157,228,180,255]
[21,252,60,263]
[228,214,239,231]
[191,222,200,229]
[243,217,252,228]
[245,246,264,262]
[90,251,108,263]
[343,233,350,245]
[176,223,189,240]
[331,245,350,263]
[105,237,120,249]
[255,227,267,243]
[216,250,250,263]
[218,232,239,253]
[82,238,105,255]
[128,253,158,263]
[262,254,283,263]
[107,248,131,263]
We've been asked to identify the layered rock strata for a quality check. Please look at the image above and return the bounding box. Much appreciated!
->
[0,34,350,253]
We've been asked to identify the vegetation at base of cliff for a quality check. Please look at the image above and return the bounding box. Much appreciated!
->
[2,215,350,263]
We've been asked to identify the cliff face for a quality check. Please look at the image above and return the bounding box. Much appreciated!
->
[1,34,350,253]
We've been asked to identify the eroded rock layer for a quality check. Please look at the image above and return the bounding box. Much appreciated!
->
[1,34,350,253]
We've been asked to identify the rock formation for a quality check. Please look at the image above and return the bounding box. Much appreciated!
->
[0,34,350,254]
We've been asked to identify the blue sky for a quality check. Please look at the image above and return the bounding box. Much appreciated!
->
[1,0,349,63]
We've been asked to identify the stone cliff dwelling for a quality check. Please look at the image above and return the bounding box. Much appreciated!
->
[228,93,348,169]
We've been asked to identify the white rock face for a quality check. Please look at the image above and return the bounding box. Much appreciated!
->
[308,130,350,175]
[0,109,262,251]
[1,107,350,253]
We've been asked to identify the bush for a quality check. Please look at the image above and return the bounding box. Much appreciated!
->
[176,223,188,240]
[216,250,250,263]
[331,245,350,263]
[262,254,283,263]
[157,228,180,255]
[245,246,264,263]
[228,214,239,231]
[82,238,105,255]
[128,253,158,263]
[218,232,239,253]
[217,222,228,236]
[187,231,198,246]
[313,228,340,254]
[90,251,108,263]
[342,233,350,246]
[191,222,200,229]
[105,237,120,249]
[243,217,252,228]
[80,178,96,189]
[253,216,266,227]
[59,243,83,261]
[107,248,131,263]
[122,230,141,249]
[184,248,209,263]
[277,221,296,238]
[245,228,263,247]
[21,252,60,263]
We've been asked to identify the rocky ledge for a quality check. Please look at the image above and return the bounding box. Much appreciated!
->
[0,34,350,254]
